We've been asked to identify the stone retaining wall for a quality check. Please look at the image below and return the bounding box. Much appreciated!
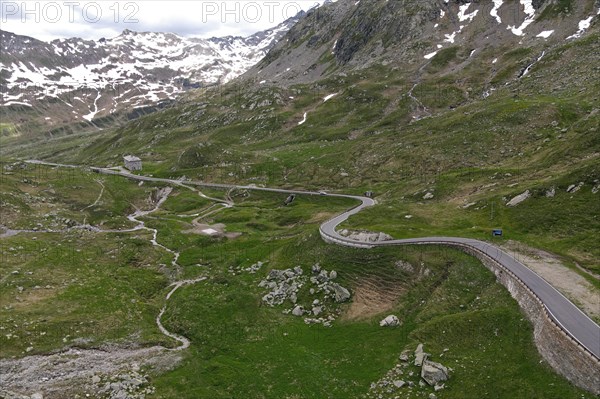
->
[320,230,600,394]
[460,245,600,395]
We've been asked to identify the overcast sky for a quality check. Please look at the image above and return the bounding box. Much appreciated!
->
[0,0,324,41]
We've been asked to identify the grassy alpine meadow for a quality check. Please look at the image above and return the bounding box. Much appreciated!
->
[1,163,593,398]
[341,161,600,277]
[0,161,159,230]
[0,164,179,357]
[7,63,596,275]
[1,33,599,397]
[0,231,173,357]
[151,235,592,398]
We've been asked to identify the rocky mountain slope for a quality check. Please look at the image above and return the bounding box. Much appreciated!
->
[0,13,303,137]
[247,0,600,85]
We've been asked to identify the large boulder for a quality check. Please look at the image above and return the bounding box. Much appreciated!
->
[421,360,449,386]
[379,315,401,327]
[506,190,530,207]
[284,270,296,279]
[393,380,406,388]
[377,232,393,241]
[331,283,351,302]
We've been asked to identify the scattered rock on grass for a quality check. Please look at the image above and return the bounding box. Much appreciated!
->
[259,267,304,307]
[399,350,411,362]
[395,260,414,273]
[567,182,584,193]
[292,306,304,316]
[506,190,530,207]
[258,265,351,326]
[414,343,429,366]
[379,315,401,327]
[340,230,393,243]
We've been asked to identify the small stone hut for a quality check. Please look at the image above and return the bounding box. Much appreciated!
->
[123,155,142,171]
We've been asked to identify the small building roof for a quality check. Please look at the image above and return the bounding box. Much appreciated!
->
[123,155,141,162]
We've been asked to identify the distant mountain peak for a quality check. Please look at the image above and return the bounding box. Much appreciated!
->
[0,12,304,136]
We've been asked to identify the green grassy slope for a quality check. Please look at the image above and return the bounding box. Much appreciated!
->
[4,33,598,273]
[0,164,595,397]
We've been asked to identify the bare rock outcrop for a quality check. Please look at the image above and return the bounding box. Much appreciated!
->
[506,190,531,207]
[421,359,449,386]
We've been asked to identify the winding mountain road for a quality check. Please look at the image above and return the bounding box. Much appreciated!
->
[24,160,600,361]
[320,198,600,361]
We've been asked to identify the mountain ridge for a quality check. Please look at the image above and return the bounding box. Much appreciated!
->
[0,12,305,137]
[243,0,599,86]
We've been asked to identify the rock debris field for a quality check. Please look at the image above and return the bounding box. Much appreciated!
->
[259,263,351,327]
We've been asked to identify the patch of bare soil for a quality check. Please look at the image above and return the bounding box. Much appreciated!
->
[500,240,600,321]
[11,287,60,310]
[343,278,405,321]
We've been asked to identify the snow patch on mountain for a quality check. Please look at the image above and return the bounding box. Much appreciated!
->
[83,91,102,122]
[444,31,458,44]
[0,14,301,120]
[429,2,483,59]
[567,16,595,40]
[536,30,554,39]
[520,51,545,78]
[298,112,308,125]
[507,0,535,36]
[491,0,503,24]
[458,3,479,22]
[424,51,438,60]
